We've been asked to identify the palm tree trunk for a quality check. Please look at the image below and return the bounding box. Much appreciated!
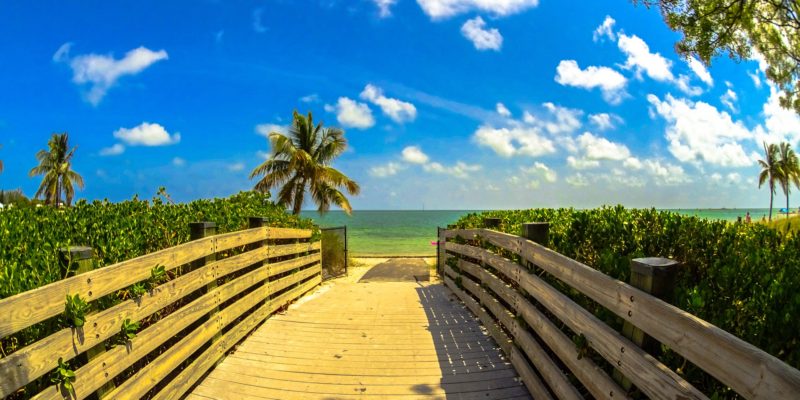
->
[769,184,774,221]
[787,191,790,219]
[292,179,306,215]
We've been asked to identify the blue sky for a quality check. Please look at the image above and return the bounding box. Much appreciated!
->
[1,0,798,210]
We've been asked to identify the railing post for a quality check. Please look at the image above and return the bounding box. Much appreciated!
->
[437,227,444,277]
[522,222,549,246]
[249,217,270,305]
[59,246,115,399]
[483,217,501,229]
[613,257,679,391]
[189,222,221,350]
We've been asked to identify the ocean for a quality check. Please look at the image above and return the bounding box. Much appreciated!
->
[300,209,774,256]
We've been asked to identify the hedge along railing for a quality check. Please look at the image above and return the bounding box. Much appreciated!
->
[0,221,322,399]
[438,224,800,400]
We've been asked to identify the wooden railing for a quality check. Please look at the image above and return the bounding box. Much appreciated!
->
[0,223,321,399]
[438,226,800,400]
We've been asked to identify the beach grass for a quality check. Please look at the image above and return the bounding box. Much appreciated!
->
[765,214,800,234]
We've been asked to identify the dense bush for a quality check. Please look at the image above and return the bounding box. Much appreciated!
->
[453,206,800,395]
[0,191,314,355]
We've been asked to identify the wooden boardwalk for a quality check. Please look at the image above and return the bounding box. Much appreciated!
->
[188,278,530,399]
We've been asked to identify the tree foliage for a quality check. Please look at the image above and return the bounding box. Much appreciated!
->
[29,133,85,206]
[638,0,800,113]
[250,111,360,215]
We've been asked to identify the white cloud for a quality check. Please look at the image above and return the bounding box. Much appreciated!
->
[592,15,616,42]
[473,125,556,157]
[326,97,375,129]
[647,94,752,167]
[554,60,628,104]
[577,132,631,161]
[748,70,762,88]
[617,33,673,82]
[542,103,582,134]
[623,157,643,170]
[753,86,800,146]
[99,143,125,156]
[566,173,589,187]
[588,113,622,131]
[687,56,713,86]
[416,0,539,19]
[566,155,600,170]
[253,8,266,33]
[228,162,246,172]
[359,84,417,123]
[373,0,398,17]
[643,159,691,185]
[300,93,320,103]
[521,162,557,182]
[172,157,186,167]
[370,161,406,177]
[720,88,738,113]
[675,74,703,96]
[255,123,287,137]
[460,17,503,51]
[401,146,430,164]
[496,102,511,117]
[256,150,271,160]
[113,122,180,146]
[522,111,536,124]
[54,44,168,105]
[423,161,481,178]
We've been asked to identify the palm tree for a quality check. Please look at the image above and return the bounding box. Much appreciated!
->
[758,142,782,221]
[29,133,84,206]
[778,142,800,218]
[0,144,4,174]
[250,111,359,215]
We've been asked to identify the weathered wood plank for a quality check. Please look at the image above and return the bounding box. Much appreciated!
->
[509,345,555,400]
[458,255,627,400]
[267,227,312,239]
[461,228,800,400]
[153,275,321,400]
[446,241,707,400]
[33,259,318,400]
[0,246,270,397]
[214,226,268,251]
[101,272,321,400]
[269,253,321,276]
[442,270,545,400]
[83,272,320,399]
[455,261,581,400]
[269,241,321,258]
[0,237,214,340]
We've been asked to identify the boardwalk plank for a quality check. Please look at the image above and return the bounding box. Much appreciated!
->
[190,280,530,399]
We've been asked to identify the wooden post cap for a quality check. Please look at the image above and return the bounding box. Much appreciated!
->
[190,221,217,238]
[248,217,269,227]
[483,218,501,229]
[522,222,549,245]
[58,246,93,260]
[631,257,679,277]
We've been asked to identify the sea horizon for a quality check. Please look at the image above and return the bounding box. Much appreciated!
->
[301,208,783,256]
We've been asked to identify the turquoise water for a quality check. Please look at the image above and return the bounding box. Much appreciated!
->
[301,209,773,256]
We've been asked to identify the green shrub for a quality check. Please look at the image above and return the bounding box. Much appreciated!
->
[0,190,314,356]
[320,230,347,278]
[453,206,800,395]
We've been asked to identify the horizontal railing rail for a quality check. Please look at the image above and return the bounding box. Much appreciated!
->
[439,226,800,400]
[0,222,321,400]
